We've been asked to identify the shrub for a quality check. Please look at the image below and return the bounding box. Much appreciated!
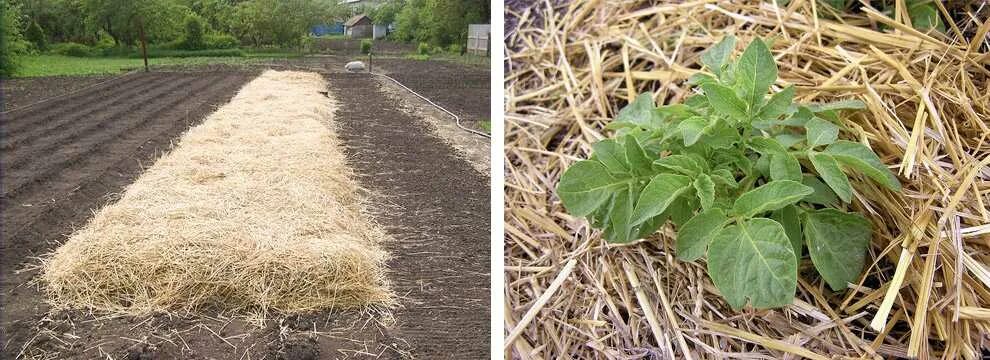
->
[180,15,205,50]
[25,21,47,52]
[1,1,28,77]
[205,33,239,49]
[360,39,372,54]
[432,45,444,55]
[447,44,462,54]
[50,42,95,57]
[417,42,430,55]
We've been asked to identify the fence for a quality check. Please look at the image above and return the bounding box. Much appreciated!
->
[467,24,490,56]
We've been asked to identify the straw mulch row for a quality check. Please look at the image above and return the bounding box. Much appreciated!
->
[505,1,989,358]
[42,70,392,317]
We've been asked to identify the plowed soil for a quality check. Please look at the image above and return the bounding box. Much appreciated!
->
[1,59,489,359]
[328,73,490,359]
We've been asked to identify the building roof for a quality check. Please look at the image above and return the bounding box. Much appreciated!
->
[344,14,371,27]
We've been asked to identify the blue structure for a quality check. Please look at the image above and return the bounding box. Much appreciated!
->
[311,23,344,36]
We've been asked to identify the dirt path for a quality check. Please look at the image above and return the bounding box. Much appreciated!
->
[327,73,491,359]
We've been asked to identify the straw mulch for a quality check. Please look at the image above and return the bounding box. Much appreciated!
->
[505,1,990,358]
[42,70,392,316]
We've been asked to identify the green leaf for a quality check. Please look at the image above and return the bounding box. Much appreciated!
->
[774,133,804,149]
[711,169,739,188]
[824,141,902,191]
[732,180,813,217]
[676,208,727,261]
[665,196,697,227]
[907,1,943,32]
[702,83,749,122]
[809,152,853,203]
[747,138,800,181]
[805,117,839,147]
[698,123,740,149]
[769,152,802,182]
[624,136,653,175]
[804,208,872,291]
[735,38,777,111]
[801,174,839,206]
[615,93,663,129]
[708,218,797,309]
[631,174,693,225]
[701,35,736,77]
[678,116,713,146]
[694,174,716,210]
[607,186,636,242]
[591,139,628,175]
[557,161,619,216]
[653,155,703,176]
[771,205,803,257]
[757,85,794,121]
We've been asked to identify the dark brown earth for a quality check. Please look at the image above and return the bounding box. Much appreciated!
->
[373,58,490,128]
[328,72,490,359]
[1,75,116,111]
[1,58,489,359]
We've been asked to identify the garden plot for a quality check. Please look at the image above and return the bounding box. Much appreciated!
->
[41,70,391,314]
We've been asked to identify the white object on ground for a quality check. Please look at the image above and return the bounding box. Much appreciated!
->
[345,61,366,72]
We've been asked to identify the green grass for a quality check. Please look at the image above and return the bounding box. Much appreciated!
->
[479,119,491,134]
[13,52,295,77]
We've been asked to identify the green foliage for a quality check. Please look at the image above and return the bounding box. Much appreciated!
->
[556,37,903,309]
[360,39,372,54]
[133,48,243,58]
[225,0,329,47]
[50,42,96,57]
[26,21,48,51]
[906,0,943,32]
[417,42,431,55]
[1,1,30,77]
[369,0,403,25]
[447,43,462,54]
[204,33,239,49]
[179,15,205,50]
[394,0,488,47]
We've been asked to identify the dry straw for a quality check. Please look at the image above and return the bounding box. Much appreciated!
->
[42,70,392,317]
[505,0,989,358]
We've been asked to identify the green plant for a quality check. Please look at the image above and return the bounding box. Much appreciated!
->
[448,43,463,54]
[417,42,431,55]
[50,42,95,57]
[1,1,29,77]
[556,37,901,309]
[360,39,373,54]
[205,33,240,49]
[180,15,206,50]
[25,21,47,52]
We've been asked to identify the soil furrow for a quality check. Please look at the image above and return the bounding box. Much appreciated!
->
[1,76,220,198]
[0,74,249,256]
[1,75,197,161]
[2,73,163,135]
[326,73,490,359]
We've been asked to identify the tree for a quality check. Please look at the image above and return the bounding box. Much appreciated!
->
[181,14,205,49]
[370,0,403,25]
[25,20,48,51]
[394,0,488,47]
[1,1,30,77]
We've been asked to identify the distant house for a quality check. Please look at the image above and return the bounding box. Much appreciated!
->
[344,14,388,39]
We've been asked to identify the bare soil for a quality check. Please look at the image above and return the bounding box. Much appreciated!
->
[328,73,490,359]
[1,57,490,359]
[1,75,117,111]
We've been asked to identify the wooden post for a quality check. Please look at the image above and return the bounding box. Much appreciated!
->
[137,17,149,72]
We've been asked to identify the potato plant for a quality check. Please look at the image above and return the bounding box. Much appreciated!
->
[557,36,901,309]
